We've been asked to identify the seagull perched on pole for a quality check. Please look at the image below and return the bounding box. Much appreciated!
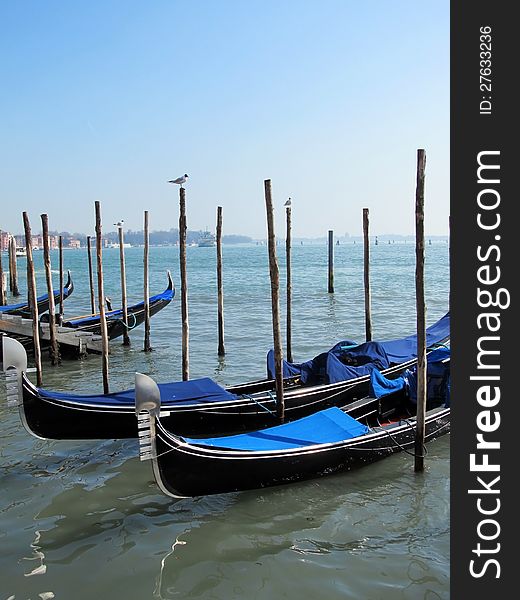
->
[284,197,292,207]
[113,220,124,228]
[168,174,189,188]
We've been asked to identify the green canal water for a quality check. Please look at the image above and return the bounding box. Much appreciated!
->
[1,242,450,599]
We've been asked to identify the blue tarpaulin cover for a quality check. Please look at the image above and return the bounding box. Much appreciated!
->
[369,346,451,404]
[404,346,451,404]
[183,406,369,451]
[38,377,237,407]
[370,369,407,399]
[267,312,450,385]
[378,313,450,364]
[0,285,71,313]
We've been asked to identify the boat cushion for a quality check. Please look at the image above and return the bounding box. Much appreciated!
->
[183,407,369,451]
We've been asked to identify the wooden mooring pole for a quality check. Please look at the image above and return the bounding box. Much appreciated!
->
[22,212,42,386]
[58,235,64,323]
[94,201,110,393]
[179,188,189,380]
[448,215,452,313]
[327,230,334,293]
[286,199,293,363]
[8,237,14,294]
[216,206,225,357]
[363,208,373,341]
[414,149,427,472]
[143,210,152,352]
[86,235,96,314]
[10,236,20,297]
[41,214,60,365]
[118,223,130,346]
[264,179,284,421]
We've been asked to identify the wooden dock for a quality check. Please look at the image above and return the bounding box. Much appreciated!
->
[0,314,103,355]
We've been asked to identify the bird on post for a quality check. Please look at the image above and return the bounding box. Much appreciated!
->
[168,174,189,188]
[284,197,292,207]
[113,220,124,228]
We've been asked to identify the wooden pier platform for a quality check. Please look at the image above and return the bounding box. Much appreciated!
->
[0,313,103,355]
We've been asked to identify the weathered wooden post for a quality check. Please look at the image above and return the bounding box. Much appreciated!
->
[41,214,60,365]
[117,222,130,346]
[414,149,427,473]
[143,211,152,352]
[264,179,284,421]
[8,237,14,293]
[10,236,20,297]
[178,188,189,380]
[86,235,96,314]
[328,230,334,293]
[0,232,5,305]
[216,206,225,356]
[22,212,43,386]
[285,198,293,363]
[94,201,110,393]
[363,208,373,341]
[58,235,64,323]
[448,216,452,312]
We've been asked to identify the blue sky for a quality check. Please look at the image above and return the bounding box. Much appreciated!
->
[0,1,449,238]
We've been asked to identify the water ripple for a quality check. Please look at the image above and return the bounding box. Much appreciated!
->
[0,244,450,599]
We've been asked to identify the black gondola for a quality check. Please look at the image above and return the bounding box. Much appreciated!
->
[1,312,449,441]
[134,348,450,498]
[0,271,74,317]
[53,270,175,340]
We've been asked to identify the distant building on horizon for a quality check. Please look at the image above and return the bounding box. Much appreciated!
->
[0,231,10,252]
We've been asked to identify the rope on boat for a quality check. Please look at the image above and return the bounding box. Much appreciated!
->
[242,393,277,417]
[117,313,137,331]
[375,417,427,458]
[430,341,450,350]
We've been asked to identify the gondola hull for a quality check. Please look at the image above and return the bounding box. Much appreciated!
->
[151,405,450,498]
[2,311,450,441]
[0,271,73,317]
[59,271,174,340]
[63,297,172,339]
[17,357,418,440]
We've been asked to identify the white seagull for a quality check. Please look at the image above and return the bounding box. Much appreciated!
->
[284,197,292,207]
[168,174,189,187]
[113,220,124,227]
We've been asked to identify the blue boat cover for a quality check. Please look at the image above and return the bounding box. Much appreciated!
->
[38,376,237,407]
[404,346,451,405]
[64,287,174,326]
[0,285,71,313]
[379,313,450,364]
[369,346,451,406]
[267,312,450,385]
[183,406,369,451]
[370,369,407,399]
